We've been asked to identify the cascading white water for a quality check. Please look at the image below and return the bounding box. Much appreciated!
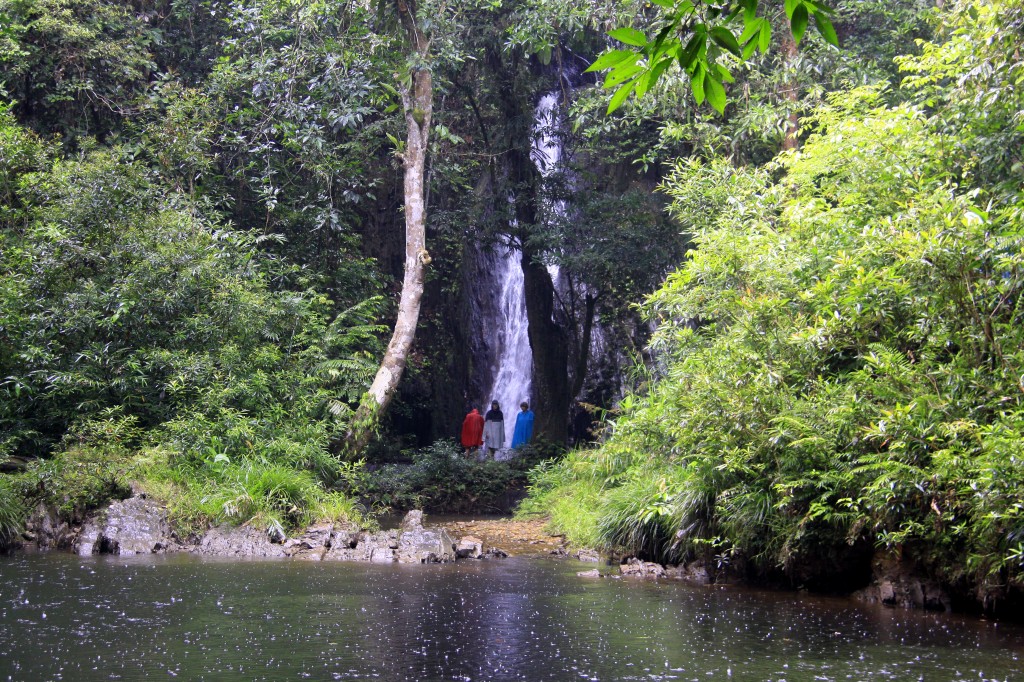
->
[480,91,564,446]
[484,245,532,445]
[478,84,623,447]
[531,93,563,283]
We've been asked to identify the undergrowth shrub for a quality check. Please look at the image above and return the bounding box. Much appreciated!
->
[18,447,134,522]
[0,118,384,535]
[363,440,541,514]
[138,448,366,538]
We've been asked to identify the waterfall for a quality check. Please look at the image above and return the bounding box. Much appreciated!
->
[531,92,563,283]
[473,90,565,447]
[484,244,532,445]
[470,81,626,448]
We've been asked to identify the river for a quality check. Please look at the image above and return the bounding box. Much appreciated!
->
[1,553,1021,681]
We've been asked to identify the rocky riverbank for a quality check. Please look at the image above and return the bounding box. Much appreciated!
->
[18,495,510,564]
[14,493,1006,618]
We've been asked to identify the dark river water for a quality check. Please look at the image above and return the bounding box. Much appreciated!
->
[1,553,1022,681]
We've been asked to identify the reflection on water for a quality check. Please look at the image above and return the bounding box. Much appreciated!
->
[1,553,1022,681]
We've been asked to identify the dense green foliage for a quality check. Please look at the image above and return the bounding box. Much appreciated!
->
[524,0,1024,604]
[589,0,839,114]
[1,0,1020,616]
[0,474,25,548]
[0,101,383,534]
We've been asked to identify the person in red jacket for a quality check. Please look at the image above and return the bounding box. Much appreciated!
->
[460,407,485,457]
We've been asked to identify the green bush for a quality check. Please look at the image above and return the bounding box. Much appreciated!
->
[0,102,386,536]
[525,2,1024,599]
[363,440,533,514]
[18,447,134,522]
[138,448,366,538]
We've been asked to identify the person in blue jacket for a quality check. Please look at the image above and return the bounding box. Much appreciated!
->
[511,402,535,448]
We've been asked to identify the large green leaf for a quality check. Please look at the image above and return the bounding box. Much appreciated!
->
[791,5,809,45]
[691,67,706,105]
[608,27,648,47]
[710,26,742,57]
[603,62,644,89]
[705,75,726,113]
[586,49,637,73]
[607,81,636,114]
[815,14,838,46]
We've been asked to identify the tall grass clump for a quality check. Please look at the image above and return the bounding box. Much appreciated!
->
[138,447,367,539]
[0,476,27,550]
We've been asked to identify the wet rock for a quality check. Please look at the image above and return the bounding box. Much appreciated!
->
[195,525,289,558]
[76,496,177,556]
[575,548,601,563]
[24,504,77,551]
[456,536,485,559]
[287,523,337,561]
[396,511,455,564]
[482,546,509,559]
[400,510,425,531]
[852,552,951,612]
[620,557,667,579]
[323,529,399,562]
[577,569,602,578]
[666,560,711,585]
[323,512,456,564]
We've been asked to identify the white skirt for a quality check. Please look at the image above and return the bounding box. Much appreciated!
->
[483,420,504,450]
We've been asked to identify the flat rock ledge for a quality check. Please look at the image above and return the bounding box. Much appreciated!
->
[27,496,497,564]
[195,509,468,564]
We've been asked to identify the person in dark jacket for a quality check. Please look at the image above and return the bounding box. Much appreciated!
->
[483,401,504,457]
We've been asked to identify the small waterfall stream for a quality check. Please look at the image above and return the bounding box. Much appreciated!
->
[484,245,531,444]
[475,90,565,445]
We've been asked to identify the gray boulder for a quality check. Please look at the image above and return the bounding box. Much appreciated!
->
[324,529,399,563]
[620,557,667,578]
[25,504,77,551]
[75,495,177,556]
[396,510,456,564]
[666,560,711,584]
[456,536,484,559]
[286,522,337,561]
[195,524,289,558]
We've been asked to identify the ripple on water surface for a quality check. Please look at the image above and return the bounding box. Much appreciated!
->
[1,553,1022,681]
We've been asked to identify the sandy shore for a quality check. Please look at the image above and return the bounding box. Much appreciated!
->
[434,517,565,556]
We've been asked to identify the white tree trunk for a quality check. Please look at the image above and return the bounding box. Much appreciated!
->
[365,66,432,407]
[346,0,431,452]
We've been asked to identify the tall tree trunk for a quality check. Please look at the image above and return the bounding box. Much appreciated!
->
[346,0,431,453]
[569,292,597,400]
[521,242,570,445]
[782,29,800,151]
